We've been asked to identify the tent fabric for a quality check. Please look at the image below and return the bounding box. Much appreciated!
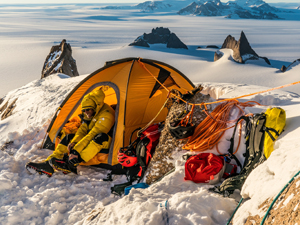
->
[43,58,195,166]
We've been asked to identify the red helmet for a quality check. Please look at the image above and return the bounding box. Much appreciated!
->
[117,149,138,167]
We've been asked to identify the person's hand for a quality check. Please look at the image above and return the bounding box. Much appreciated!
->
[68,142,76,153]
[69,154,79,166]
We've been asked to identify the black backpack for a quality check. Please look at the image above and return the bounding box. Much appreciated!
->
[105,123,164,196]
[212,113,268,196]
[212,107,285,196]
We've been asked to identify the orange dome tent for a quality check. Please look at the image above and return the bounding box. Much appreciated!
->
[43,58,194,166]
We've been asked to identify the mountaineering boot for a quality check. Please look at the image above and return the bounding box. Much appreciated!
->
[49,157,78,174]
[25,161,54,177]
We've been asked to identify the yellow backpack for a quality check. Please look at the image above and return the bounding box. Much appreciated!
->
[264,107,286,158]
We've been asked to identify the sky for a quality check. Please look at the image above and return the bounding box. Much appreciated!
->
[0,0,299,4]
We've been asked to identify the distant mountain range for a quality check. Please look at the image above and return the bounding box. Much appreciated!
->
[101,0,296,20]
[178,0,280,19]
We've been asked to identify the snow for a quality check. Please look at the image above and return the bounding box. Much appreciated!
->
[283,194,294,207]
[0,3,300,225]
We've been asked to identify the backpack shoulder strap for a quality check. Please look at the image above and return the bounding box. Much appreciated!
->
[227,115,250,170]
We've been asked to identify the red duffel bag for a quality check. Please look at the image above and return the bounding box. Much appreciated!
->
[184,153,225,184]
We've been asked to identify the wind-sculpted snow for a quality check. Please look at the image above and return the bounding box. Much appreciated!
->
[79,166,237,225]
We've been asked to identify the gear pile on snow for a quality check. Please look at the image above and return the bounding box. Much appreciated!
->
[145,87,214,185]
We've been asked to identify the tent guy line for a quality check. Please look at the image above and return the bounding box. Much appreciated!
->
[138,59,300,106]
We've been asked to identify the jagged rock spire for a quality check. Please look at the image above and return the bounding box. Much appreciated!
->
[41,39,79,79]
[219,31,270,64]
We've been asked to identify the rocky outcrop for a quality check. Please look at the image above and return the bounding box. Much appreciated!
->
[178,2,198,15]
[206,45,219,49]
[194,0,224,16]
[41,39,79,79]
[214,50,224,61]
[145,86,214,185]
[281,59,300,72]
[243,176,300,224]
[129,27,188,49]
[135,1,172,12]
[251,3,279,12]
[227,10,280,19]
[0,98,18,120]
[220,31,270,64]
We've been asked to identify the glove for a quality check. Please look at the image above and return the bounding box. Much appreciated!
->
[69,150,81,166]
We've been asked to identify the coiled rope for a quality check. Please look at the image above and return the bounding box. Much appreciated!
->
[182,100,257,152]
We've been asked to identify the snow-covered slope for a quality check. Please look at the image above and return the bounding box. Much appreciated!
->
[1,67,300,225]
[135,1,173,12]
[1,4,300,225]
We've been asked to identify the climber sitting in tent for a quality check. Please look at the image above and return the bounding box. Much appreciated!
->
[26,88,115,177]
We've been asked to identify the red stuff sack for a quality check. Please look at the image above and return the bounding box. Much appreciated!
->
[184,153,226,184]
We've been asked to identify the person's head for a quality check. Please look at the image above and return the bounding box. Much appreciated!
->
[81,97,96,119]
[82,108,94,119]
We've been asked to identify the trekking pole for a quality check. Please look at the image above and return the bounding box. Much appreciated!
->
[260,170,300,225]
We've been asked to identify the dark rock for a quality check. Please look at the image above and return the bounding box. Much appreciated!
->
[129,36,150,47]
[1,98,17,120]
[283,59,300,72]
[214,51,224,61]
[129,27,188,49]
[194,0,224,16]
[145,27,171,44]
[281,65,287,72]
[260,56,271,65]
[0,141,14,155]
[167,33,188,49]
[0,101,8,114]
[252,3,279,12]
[135,1,172,12]
[230,9,280,19]
[206,45,219,49]
[41,39,79,79]
[177,2,198,15]
[221,31,270,64]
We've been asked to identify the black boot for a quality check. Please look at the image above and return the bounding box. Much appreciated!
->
[26,161,54,177]
[49,157,78,174]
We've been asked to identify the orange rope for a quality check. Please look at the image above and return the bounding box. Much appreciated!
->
[182,100,257,153]
[137,59,299,155]
[179,104,195,127]
[137,59,300,107]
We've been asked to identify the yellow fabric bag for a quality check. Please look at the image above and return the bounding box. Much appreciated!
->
[264,107,286,158]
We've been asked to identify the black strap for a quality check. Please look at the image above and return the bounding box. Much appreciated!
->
[227,115,250,170]
[111,181,133,196]
[264,127,280,141]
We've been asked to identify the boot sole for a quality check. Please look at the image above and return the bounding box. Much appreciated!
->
[25,164,53,177]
